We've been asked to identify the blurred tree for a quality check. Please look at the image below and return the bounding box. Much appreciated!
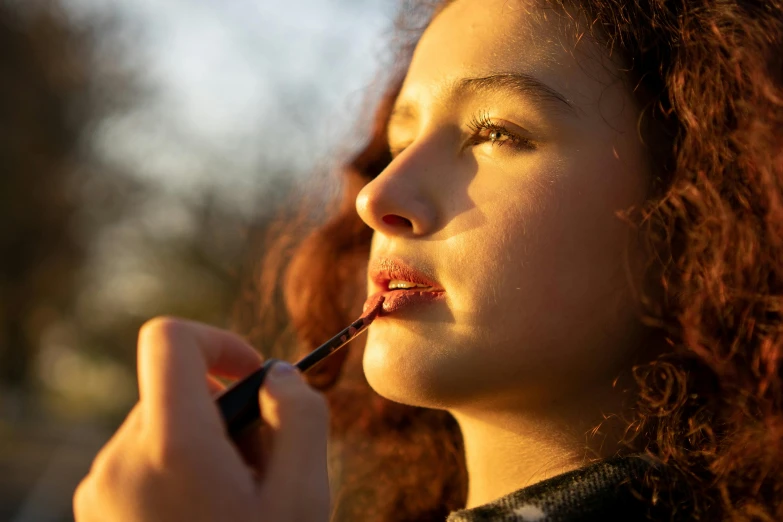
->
[0,0,132,391]
[0,0,304,412]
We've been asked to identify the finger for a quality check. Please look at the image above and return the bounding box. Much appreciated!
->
[74,404,143,522]
[257,362,330,516]
[137,317,263,433]
[74,474,99,522]
[207,375,226,396]
[234,423,272,472]
[89,404,142,471]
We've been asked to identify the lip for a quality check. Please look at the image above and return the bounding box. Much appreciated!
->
[365,257,445,316]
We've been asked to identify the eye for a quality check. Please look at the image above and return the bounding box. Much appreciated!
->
[387,111,535,160]
[464,111,535,152]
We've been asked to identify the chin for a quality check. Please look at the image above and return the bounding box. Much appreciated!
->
[361,327,477,409]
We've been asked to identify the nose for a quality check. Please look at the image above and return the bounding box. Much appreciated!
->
[355,145,439,237]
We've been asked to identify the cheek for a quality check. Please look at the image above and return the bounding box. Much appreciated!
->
[456,151,646,362]
[453,158,562,300]
[493,144,647,299]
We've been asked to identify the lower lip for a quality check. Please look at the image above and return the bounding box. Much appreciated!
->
[364,290,445,316]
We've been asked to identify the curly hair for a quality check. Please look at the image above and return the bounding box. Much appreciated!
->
[250,1,783,520]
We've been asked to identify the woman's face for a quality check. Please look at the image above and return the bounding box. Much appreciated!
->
[356,0,651,411]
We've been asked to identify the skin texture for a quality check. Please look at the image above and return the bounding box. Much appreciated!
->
[355,0,652,508]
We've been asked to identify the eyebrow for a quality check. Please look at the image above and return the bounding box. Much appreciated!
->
[388,72,577,129]
[457,73,576,115]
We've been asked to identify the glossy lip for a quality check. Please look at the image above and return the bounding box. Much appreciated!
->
[367,289,446,315]
[369,257,445,293]
[366,257,445,315]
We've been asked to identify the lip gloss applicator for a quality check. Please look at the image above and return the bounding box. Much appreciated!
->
[216,294,385,439]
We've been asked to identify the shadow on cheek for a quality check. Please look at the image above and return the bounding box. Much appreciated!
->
[425,153,488,239]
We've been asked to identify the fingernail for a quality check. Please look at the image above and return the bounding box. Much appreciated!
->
[268,362,298,381]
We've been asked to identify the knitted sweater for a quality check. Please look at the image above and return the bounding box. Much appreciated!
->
[446,454,691,522]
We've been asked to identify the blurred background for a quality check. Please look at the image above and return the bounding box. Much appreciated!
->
[0,0,397,519]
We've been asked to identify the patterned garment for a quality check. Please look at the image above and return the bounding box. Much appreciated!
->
[446,454,690,522]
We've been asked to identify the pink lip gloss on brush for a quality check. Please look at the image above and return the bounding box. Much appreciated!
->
[216,295,385,439]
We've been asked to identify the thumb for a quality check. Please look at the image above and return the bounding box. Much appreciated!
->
[257,362,330,519]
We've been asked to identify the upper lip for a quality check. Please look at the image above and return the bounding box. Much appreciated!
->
[369,257,445,293]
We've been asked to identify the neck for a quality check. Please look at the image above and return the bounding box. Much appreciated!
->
[450,381,628,509]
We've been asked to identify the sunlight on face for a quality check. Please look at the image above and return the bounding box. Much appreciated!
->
[356,0,652,411]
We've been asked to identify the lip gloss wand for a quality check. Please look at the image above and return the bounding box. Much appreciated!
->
[215,295,385,439]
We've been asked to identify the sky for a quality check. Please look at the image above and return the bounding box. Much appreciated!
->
[63,0,400,208]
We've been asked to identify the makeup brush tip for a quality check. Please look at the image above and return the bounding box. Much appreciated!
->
[361,294,385,322]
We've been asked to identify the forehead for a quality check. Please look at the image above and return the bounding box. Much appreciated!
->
[399,0,618,113]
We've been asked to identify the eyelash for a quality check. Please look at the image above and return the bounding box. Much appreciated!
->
[388,111,535,159]
[464,111,535,152]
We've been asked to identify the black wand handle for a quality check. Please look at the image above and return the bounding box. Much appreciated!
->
[216,358,281,439]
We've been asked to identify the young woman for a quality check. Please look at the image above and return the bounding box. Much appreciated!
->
[73,0,783,520]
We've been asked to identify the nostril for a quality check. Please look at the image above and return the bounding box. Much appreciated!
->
[382,214,413,227]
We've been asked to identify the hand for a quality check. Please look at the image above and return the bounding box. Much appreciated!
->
[73,317,331,522]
